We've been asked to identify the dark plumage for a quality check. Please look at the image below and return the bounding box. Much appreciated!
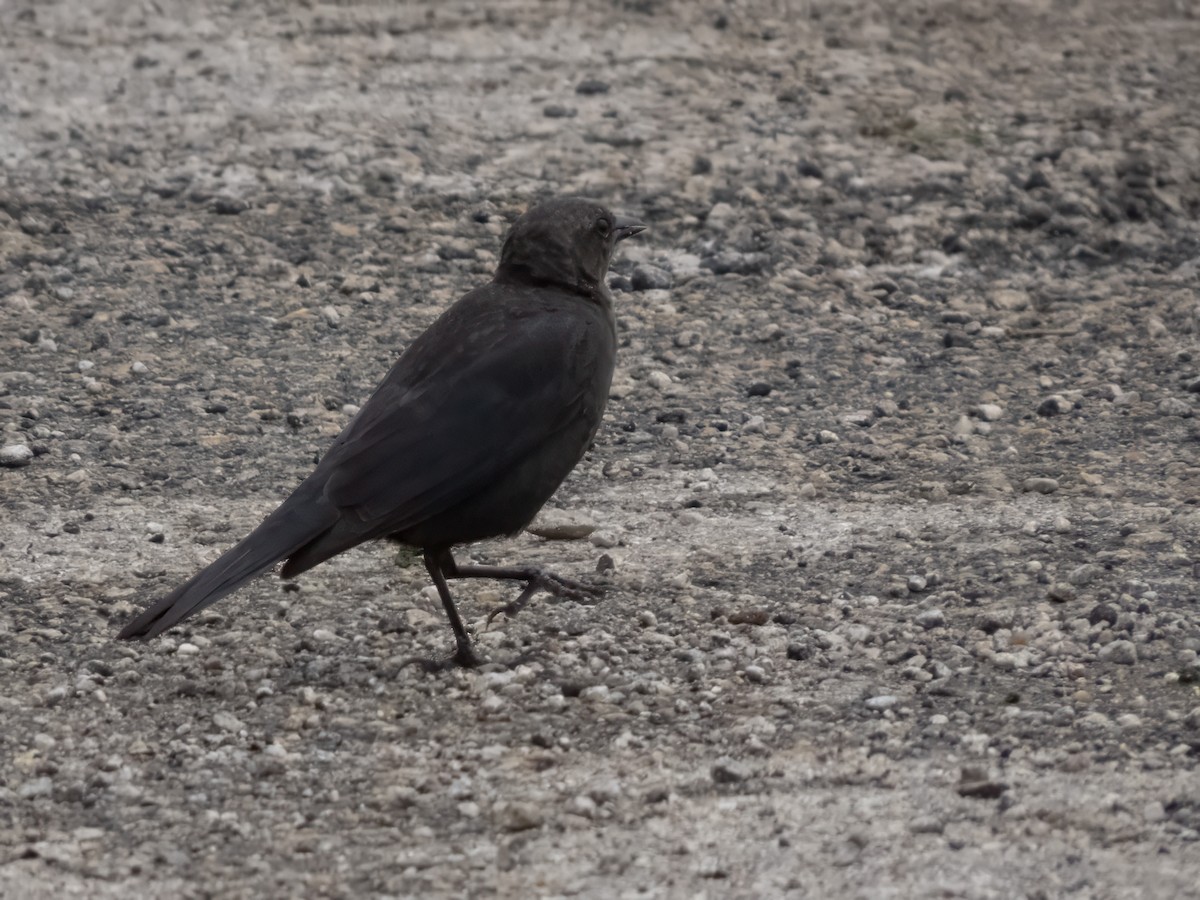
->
[117,197,645,667]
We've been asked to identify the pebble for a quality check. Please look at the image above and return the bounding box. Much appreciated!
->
[575,78,610,95]
[1067,564,1103,586]
[212,711,244,733]
[907,575,928,593]
[631,264,673,291]
[18,777,54,799]
[915,608,945,630]
[1158,397,1193,417]
[711,757,749,784]
[646,371,672,391]
[975,403,1003,421]
[909,815,945,834]
[0,444,34,468]
[1047,583,1077,603]
[1037,396,1072,416]
[130,361,149,375]
[743,665,767,683]
[1098,640,1137,664]
[1022,477,1059,494]
[865,695,898,711]
[527,511,596,540]
[496,801,545,832]
[589,530,619,549]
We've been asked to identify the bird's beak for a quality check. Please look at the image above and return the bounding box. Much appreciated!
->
[613,215,646,242]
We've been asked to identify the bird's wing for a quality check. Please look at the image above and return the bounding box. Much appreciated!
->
[316,304,601,535]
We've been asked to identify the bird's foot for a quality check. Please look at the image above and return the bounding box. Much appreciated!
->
[486,569,604,626]
[397,640,484,673]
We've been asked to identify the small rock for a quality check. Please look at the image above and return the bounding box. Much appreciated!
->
[130,361,149,375]
[956,779,1008,799]
[339,274,380,295]
[743,665,767,683]
[0,444,34,468]
[575,78,610,95]
[542,104,576,118]
[527,511,596,540]
[1098,640,1137,665]
[630,264,672,291]
[496,801,545,832]
[18,777,53,799]
[1158,397,1193,418]
[728,608,770,626]
[1088,603,1119,627]
[909,815,945,834]
[1022,477,1059,494]
[786,642,813,661]
[711,757,749,784]
[212,711,244,733]
[1067,563,1104,586]
[213,197,248,215]
[865,695,898,711]
[975,403,1003,421]
[907,575,928,593]
[589,531,619,549]
[1037,396,1072,416]
[915,608,945,630]
[646,371,672,391]
[1047,583,1077,603]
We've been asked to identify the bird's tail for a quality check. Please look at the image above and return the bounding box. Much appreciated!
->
[117,486,334,641]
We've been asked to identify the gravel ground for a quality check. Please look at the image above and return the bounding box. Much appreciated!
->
[3,1,1200,897]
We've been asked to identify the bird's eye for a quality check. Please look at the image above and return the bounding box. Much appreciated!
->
[596,219,611,238]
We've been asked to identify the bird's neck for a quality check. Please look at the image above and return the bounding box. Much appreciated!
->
[494,261,604,301]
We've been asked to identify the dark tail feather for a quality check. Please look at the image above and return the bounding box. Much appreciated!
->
[117,490,335,641]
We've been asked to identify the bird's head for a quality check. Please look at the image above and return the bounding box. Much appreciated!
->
[497,197,645,296]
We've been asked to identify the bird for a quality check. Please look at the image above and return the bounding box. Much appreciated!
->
[117,197,645,668]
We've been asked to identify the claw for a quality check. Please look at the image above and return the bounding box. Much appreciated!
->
[486,569,604,625]
[397,640,484,672]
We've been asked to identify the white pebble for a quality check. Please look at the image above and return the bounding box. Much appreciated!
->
[0,444,34,467]
[646,371,672,391]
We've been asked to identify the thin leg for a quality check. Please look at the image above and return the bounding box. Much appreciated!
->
[438,549,603,625]
[407,547,482,669]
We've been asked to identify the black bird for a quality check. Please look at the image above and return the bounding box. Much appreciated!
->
[118,197,645,667]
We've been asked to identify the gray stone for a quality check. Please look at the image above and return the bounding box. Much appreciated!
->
[0,444,34,467]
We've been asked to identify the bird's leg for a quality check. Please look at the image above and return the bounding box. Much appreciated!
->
[438,549,604,625]
[398,547,483,671]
